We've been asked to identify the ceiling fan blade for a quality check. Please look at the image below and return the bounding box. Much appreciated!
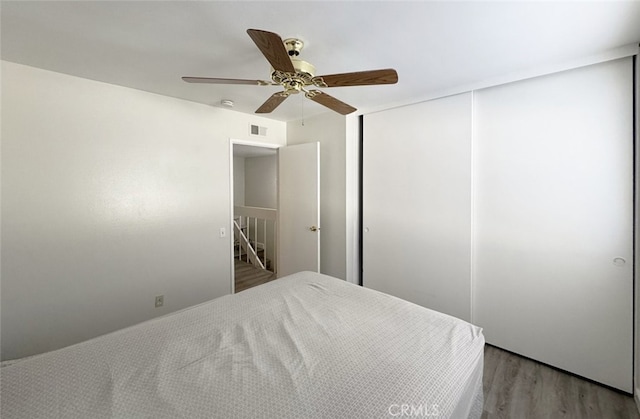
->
[247,29,295,74]
[182,77,272,85]
[313,69,398,87]
[256,93,289,113]
[305,90,357,115]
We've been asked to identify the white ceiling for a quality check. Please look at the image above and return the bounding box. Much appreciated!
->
[2,1,639,122]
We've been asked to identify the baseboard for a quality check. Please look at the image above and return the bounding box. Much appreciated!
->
[635,387,640,414]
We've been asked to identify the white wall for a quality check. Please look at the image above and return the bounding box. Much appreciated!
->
[233,157,245,206]
[287,113,347,280]
[242,155,277,269]
[0,61,286,360]
[245,155,277,209]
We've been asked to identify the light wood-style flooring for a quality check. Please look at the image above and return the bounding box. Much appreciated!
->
[483,344,639,418]
[234,259,277,293]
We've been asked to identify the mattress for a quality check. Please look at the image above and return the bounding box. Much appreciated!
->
[1,271,485,418]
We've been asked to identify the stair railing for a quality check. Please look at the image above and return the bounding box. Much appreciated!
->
[233,206,277,273]
[233,218,265,270]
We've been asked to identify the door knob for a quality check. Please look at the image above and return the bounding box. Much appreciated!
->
[309,226,320,232]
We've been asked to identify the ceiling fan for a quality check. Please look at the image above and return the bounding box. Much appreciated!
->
[182,29,398,115]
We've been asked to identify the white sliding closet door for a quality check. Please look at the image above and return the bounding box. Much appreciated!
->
[473,58,633,392]
[363,93,472,321]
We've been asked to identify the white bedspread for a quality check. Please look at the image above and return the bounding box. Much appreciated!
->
[1,271,484,418]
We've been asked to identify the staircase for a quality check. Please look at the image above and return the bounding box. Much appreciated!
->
[233,206,277,292]
[234,241,273,271]
[234,259,277,292]
[233,205,277,275]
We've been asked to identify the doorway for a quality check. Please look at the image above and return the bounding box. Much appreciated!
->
[230,141,280,293]
[229,140,322,293]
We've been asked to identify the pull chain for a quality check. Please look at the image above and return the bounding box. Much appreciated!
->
[301,93,305,126]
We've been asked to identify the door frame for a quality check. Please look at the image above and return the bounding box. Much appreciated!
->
[229,138,281,294]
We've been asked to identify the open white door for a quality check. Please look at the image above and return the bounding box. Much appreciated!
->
[278,142,320,277]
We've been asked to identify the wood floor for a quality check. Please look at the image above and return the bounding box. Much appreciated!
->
[234,259,277,292]
[483,344,639,419]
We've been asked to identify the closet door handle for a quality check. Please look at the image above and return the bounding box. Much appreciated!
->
[309,226,320,232]
[613,257,626,266]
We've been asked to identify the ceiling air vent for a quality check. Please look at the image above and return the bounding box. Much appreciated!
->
[250,124,268,137]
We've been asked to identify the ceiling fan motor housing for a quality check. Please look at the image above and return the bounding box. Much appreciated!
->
[271,58,319,94]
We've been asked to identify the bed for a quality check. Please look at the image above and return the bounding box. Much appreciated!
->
[1,271,485,418]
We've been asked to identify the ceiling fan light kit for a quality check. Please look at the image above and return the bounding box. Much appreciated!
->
[182,29,398,115]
